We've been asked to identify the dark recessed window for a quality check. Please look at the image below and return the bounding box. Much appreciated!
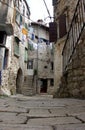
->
[51,62,54,70]
[0,31,7,45]
[3,49,9,69]
[50,79,54,86]
[44,66,47,69]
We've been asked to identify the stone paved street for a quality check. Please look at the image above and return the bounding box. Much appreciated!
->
[0,94,85,130]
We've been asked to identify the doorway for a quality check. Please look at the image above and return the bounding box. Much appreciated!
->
[40,79,47,93]
[16,68,23,94]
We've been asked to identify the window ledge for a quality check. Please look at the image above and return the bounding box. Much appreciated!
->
[14,53,20,58]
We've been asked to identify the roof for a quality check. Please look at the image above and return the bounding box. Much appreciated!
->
[31,22,49,31]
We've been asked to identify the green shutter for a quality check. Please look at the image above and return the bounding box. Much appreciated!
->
[14,43,19,57]
[24,48,28,62]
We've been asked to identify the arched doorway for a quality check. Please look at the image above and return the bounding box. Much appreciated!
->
[16,68,23,94]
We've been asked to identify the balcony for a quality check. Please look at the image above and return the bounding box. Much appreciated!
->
[62,0,85,72]
[0,0,13,36]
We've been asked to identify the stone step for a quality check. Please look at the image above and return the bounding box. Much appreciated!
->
[22,88,34,91]
[22,89,35,96]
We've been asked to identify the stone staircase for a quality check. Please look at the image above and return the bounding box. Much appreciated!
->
[22,76,36,96]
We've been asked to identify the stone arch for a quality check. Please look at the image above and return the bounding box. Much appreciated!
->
[16,68,23,94]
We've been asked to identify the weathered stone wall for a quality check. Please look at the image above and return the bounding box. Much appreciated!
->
[54,0,78,27]
[30,23,54,95]
[54,0,79,93]
[1,44,20,95]
[54,38,65,92]
[54,39,85,98]
[0,0,30,96]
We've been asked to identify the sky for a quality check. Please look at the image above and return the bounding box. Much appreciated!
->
[27,0,53,23]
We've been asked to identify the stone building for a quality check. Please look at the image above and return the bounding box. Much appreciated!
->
[0,0,30,95]
[52,0,85,98]
[28,21,54,95]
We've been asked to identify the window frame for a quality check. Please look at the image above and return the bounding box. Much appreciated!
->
[50,79,54,87]
[24,47,28,62]
[3,49,9,69]
[14,37,20,58]
[27,60,33,69]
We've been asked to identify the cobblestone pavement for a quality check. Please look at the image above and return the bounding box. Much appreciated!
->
[0,94,85,130]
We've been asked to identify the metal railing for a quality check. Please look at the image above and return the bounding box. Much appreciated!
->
[62,0,85,72]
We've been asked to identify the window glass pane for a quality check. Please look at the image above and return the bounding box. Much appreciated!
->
[16,10,20,25]
[27,60,33,69]
[14,42,19,56]
[3,49,9,69]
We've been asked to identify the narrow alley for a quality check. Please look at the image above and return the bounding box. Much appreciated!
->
[0,0,85,129]
[0,94,85,130]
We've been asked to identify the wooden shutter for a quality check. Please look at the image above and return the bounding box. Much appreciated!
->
[59,14,67,38]
[49,22,57,42]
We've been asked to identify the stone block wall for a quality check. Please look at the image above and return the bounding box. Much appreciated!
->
[53,0,85,98]
[53,0,78,92]
[54,39,85,98]
[1,55,20,95]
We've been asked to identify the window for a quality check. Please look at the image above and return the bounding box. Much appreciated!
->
[0,31,7,46]
[23,5,25,16]
[0,71,1,85]
[16,11,24,26]
[27,60,33,69]
[51,62,54,71]
[31,33,35,40]
[44,66,47,69]
[20,15,23,25]
[50,79,54,86]
[24,48,28,62]
[15,0,19,9]
[16,10,20,26]
[25,23,28,29]
[3,49,9,69]
[0,48,3,70]
[26,10,29,17]
[14,37,20,57]
[28,43,34,51]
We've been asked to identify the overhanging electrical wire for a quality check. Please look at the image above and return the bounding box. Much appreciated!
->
[42,0,52,21]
